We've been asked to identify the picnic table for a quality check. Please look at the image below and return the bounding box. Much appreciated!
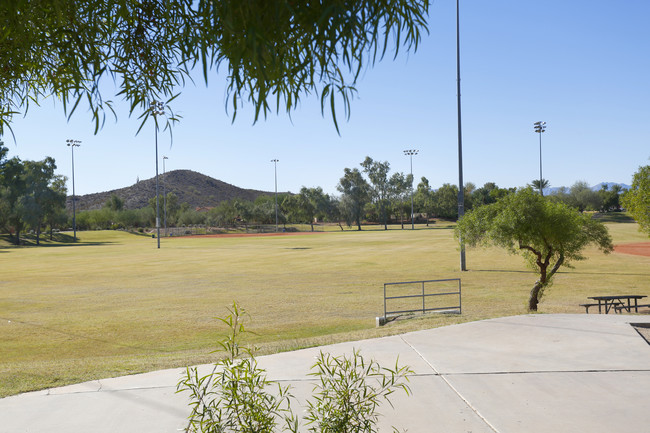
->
[584,295,648,314]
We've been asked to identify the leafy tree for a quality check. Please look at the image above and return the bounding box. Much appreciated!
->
[433,183,459,220]
[252,195,279,225]
[456,188,613,311]
[569,181,602,212]
[44,175,69,239]
[472,182,497,207]
[0,149,26,244]
[281,194,301,224]
[489,186,515,202]
[115,209,142,229]
[621,165,650,237]
[233,198,254,228]
[361,157,391,229]
[323,195,346,231]
[302,187,330,231]
[413,177,435,225]
[0,146,10,232]
[177,208,206,226]
[207,200,238,228]
[1,1,429,136]
[32,166,67,242]
[389,171,413,229]
[597,184,623,212]
[337,168,371,231]
[164,192,180,225]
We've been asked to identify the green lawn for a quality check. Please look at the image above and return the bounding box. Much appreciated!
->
[1,222,648,397]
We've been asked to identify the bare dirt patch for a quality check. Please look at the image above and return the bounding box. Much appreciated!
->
[613,242,650,257]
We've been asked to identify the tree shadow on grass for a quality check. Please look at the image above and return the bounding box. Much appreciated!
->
[473,268,650,277]
[0,233,116,249]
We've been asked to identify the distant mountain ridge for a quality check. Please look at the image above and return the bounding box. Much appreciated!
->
[543,182,630,195]
[69,170,272,211]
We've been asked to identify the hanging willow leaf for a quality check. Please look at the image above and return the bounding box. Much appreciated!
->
[0,0,429,137]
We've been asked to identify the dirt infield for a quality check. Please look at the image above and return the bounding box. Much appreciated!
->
[614,242,650,257]
[180,231,328,239]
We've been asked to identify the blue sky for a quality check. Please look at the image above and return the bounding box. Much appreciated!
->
[4,0,649,196]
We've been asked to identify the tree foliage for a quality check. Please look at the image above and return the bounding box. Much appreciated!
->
[388,171,413,228]
[456,188,613,311]
[1,0,430,137]
[361,157,391,230]
[621,165,650,237]
[337,168,371,231]
[0,146,67,244]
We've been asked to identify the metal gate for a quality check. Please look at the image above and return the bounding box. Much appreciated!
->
[383,278,461,322]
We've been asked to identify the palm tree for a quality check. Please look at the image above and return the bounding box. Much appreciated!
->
[531,178,550,196]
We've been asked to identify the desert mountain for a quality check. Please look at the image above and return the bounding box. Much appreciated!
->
[70,169,272,211]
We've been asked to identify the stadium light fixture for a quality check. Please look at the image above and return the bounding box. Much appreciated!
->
[403,149,419,230]
[534,121,546,195]
[151,101,165,248]
[66,139,81,242]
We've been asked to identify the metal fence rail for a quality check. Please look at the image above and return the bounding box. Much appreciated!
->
[383,278,461,321]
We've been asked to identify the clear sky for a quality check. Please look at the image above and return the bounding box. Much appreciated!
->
[4,0,649,197]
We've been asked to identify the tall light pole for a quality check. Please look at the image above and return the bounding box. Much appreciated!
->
[163,156,168,237]
[151,101,165,249]
[66,139,81,242]
[271,159,279,232]
[403,149,418,230]
[533,121,546,196]
[456,0,467,271]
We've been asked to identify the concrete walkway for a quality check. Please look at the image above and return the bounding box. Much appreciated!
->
[2,314,649,432]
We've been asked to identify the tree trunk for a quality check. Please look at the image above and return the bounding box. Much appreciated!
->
[528,254,564,311]
[528,262,548,311]
[528,280,543,311]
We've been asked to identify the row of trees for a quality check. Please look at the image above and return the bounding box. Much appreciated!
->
[3,145,645,239]
[0,145,68,245]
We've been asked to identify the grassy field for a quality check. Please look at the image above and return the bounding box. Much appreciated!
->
[1,221,648,397]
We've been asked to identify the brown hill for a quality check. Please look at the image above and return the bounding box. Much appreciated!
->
[70,169,272,211]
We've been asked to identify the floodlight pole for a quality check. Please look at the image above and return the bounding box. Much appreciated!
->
[456,0,467,271]
[271,159,279,232]
[163,156,168,237]
[151,101,165,249]
[534,121,546,196]
[66,139,81,242]
[403,149,419,230]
